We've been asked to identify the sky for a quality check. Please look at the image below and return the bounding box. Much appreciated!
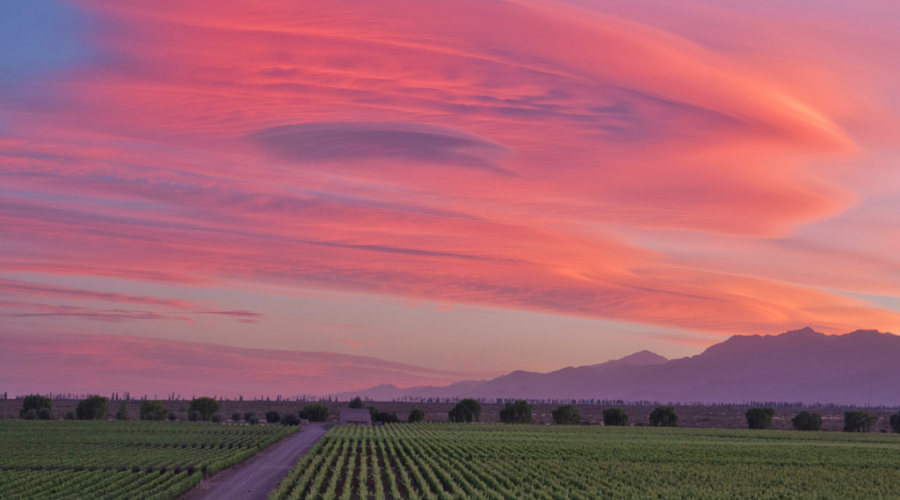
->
[2,0,900,396]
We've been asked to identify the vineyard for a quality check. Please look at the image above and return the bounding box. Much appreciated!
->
[273,423,900,499]
[0,420,298,500]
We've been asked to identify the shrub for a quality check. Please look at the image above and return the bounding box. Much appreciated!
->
[844,410,878,432]
[232,412,241,422]
[603,407,628,426]
[20,395,51,418]
[210,413,224,423]
[38,408,52,420]
[115,403,128,421]
[21,409,37,420]
[167,412,177,421]
[500,400,533,424]
[649,406,678,427]
[408,407,425,423]
[142,412,156,421]
[792,411,822,431]
[243,412,255,422]
[448,399,482,423]
[188,410,201,422]
[551,405,581,425]
[348,397,365,409]
[373,411,400,424]
[891,412,900,434]
[299,403,329,422]
[280,413,301,426]
[189,397,221,421]
[76,396,108,421]
[140,401,168,421]
[746,407,775,430]
[366,405,379,417]
[248,416,260,425]
[265,411,280,423]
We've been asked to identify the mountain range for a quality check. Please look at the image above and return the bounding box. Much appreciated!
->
[335,328,900,405]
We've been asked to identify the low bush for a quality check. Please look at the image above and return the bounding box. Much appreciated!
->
[65,411,75,420]
[265,411,280,424]
[603,407,628,426]
[115,403,128,421]
[746,408,775,430]
[38,408,52,420]
[232,412,241,422]
[210,413,225,423]
[142,412,156,421]
[408,407,425,423]
[792,411,822,431]
[167,412,177,421]
[248,416,260,425]
[243,412,255,422]
[21,409,37,420]
[373,411,400,424]
[188,411,201,422]
[649,406,678,427]
[280,413,301,426]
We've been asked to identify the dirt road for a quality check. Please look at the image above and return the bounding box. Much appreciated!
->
[183,423,328,500]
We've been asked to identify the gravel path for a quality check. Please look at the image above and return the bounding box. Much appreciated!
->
[182,423,328,500]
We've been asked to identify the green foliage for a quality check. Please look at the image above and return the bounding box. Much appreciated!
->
[408,407,425,423]
[499,400,533,424]
[210,413,225,423]
[366,405,379,416]
[64,411,75,421]
[448,398,482,423]
[265,411,281,423]
[188,397,221,421]
[140,400,168,421]
[248,415,260,425]
[373,411,400,424]
[167,412,177,422]
[281,413,301,426]
[115,402,128,421]
[188,411,201,422]
[21,409,37,420]
[891,412,900,434]
[649,406,678,427]
[746,407,775,430]
[603,407,628,426]
[142,412,156,421]
[38,408,52,420]
[273,423,900,500]
[76,396,108,421]
[243,412,256,422]
[232,412,241,422]
[551,404,581,425]
[20,395,52,418]
[792,411,822,431]
[348,397,365,409]
[300,403,330,422]
[0,420,299,499]
[843,410,878,433]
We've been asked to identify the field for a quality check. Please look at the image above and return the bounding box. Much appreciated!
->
[0,421,298,500]
[273,423,900,500]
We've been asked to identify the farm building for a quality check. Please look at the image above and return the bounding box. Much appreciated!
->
[339,408,372,426]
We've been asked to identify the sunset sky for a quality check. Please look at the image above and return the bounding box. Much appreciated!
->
[2,0,900,395]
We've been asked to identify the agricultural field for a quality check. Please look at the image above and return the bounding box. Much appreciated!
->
[0,420,298,500]
[273,423,900,499]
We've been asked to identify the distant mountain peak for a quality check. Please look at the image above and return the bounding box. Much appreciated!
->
[615,350,668,366]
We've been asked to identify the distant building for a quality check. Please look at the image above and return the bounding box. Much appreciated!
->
[339,408,372,426]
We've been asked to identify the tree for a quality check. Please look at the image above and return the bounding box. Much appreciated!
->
[248,415,260,425]
[167,412,177,421]
[243,412,255,422]
[189,397,221,421]
[603,407,628,426]
[746,407,775,430]
[65,411,75,420]
[408,407,425,423]
[891,412,900,434]
[449,399,482,423]
[366,405,379,417]
[21,409,37,420]
[232,412,241,422]
[140,401,168,421]
[265,411,281,423]
[348,397,365,409]
[38,408,52,420]
[281,412,301,426]
[499,400,533,424]
[20,395,51,418]
[300,403,330,422]
[210,413,225,423]
[791,411,822,431]
[843,410,878,432]
[76,396,108,420]
[551,405,581,425]
[649,406,678,427]
[188,411,201,422]
[116,402,129,421]
[373,411,400,424]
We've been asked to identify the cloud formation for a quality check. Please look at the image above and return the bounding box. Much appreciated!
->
[1,0,899,387]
